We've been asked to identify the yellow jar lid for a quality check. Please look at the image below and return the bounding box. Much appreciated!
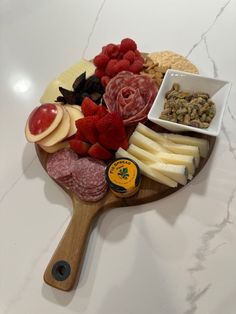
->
[105,158,141,198]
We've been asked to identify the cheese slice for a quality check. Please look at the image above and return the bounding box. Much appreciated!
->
[39,140,69,153]
[128,143,195,175]
[37,107,70,147]
[64,105,84,137]
[129,131,170,154]
[149,163,187,185]
[136,124,200,166]
[128,144,187,185]
[162,133,209,158]
[116,148,177,188]
[40,59,95,103]
[156,152,195,175]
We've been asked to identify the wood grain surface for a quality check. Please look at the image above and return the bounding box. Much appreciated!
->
[36,122,216,291]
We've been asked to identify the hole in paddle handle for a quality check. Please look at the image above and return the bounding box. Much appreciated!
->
[52,260,71,281]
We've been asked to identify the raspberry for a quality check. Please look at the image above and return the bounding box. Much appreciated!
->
[93,53,109,68]
[120,38,137,53]
[105,43,119,58]
[101,76,110,87]
[134,49,141,57]
[95,68,106,78]
[114,59,130,73]
[105,59,118,77]
[135,55,145,64]
[123,50,135,63]
[129,60,143,74]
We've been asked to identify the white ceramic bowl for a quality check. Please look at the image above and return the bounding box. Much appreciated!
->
[148,69,232,136]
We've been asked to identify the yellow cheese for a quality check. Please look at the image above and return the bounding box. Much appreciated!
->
[37,107,70,147]
[64,105,84,137]
[116,148,177,188]
[40,59,95,104]
[39,140,69,153]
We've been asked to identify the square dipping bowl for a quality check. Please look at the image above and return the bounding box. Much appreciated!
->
[148,69,232,136]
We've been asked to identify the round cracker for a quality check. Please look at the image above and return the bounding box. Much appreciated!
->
[148,51,199,74]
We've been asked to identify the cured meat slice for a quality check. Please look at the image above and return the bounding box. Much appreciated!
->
[71,157,108,202]
[103,71,157,126]
[46,148,79,188]
[46,151,108,202]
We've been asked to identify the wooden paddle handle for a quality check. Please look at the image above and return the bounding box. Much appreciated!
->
[43,200,99,291]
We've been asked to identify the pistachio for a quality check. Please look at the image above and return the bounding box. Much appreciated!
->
[159,83,216,129]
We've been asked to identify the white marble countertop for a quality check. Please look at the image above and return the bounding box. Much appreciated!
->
[1,0,236,313]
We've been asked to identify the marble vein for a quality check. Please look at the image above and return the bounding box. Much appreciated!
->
[186,0,232,58]
[227,106,236,125]
[222,124,236,160]
[0,155,36,205]
[203,37,218,78]
[185,146,236,313]
[82,0,106,58]
[4,214,71,314]
[185,283,211,314]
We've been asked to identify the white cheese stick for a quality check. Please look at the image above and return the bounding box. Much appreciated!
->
[132,129,200,167]
[128,143,195,175]
[156,151,195,175]
[136,124,200,167]
[161,133,209,158]
[149,162,187,185]
[128,144,188,185]
[129,131,170,154]
[116,148,177,188]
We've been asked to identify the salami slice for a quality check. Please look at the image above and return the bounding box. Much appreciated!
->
[71,157,108,202]
[103,71,157,125]
[46,148,79,188]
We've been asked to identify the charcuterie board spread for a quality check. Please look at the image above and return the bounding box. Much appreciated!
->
[25,38,218,291]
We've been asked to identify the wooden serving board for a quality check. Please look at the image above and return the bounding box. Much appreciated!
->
[36,122,215,291]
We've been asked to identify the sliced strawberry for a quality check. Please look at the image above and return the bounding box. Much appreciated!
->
[96,112,126,138]
[96,106,108,118]
[120,137,129,150]
[98,133,122,150]
[75,116,99,144]
[88,143,113,160]
[74,129,87,141]
[69,139,90,156]
[81,97,98,116]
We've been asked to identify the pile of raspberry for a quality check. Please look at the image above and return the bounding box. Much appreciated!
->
[93,38,144,87]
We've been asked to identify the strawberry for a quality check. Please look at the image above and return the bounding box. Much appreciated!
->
[75,116,99,144]
[69,139,90,156]
[74,129,87,142]
[96,106,108,118]
[120,137,129,150]
[81,97,98,116]
[96,112,127,150]
[88,143,113,160]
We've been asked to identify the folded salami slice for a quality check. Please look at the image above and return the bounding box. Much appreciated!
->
[103,71,158,126]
